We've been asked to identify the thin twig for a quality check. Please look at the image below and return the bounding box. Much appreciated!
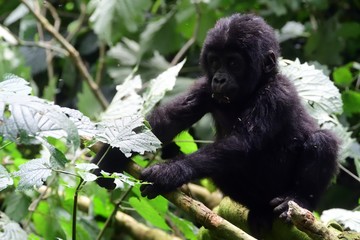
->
[73,178,84,240]
[33,1,56,98]
[18,40,68,55]
[170,3,201,66]
[95,42,106,85]
[21,0,108,109]
[339,163,360,183]
[44,1,61,31]
[66,2,87,42]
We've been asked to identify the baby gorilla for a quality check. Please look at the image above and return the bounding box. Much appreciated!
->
[140,13,339,227]
[94,13,339,233]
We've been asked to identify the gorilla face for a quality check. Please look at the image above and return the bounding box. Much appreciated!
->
[201,14,279,104]
[206,51,245,103]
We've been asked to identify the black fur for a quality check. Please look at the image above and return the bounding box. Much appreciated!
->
[94,13,339,233]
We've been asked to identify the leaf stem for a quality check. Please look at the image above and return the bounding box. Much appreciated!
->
[72,178,85,240]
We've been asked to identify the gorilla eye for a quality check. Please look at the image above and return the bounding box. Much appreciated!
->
[227,56,243,71]
[207,53,221,71]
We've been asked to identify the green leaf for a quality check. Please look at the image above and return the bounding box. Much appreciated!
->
[13,158,52,190]
[88,0,117,44]
[92,187,113,217]
[305,18,344,65]
[99,170,139,188]
[107,39,139,66]
[280,59,343,115]
[321,208,360,232]
[174,131,198,154]
[139,12,173,58]
[169,212,197,240]
[338,22,360,39]
[333,66,353,87]
[146,194,169,214]
[0,74,31,95]
[0,76,80,148]
[3,3,29,26]
[40,140,68,168]
[95,117,161,157]
[0,165,13,191]
[101,75,143,120]
[76,163,99,182]
[342,90,360,116]
[0,212,27,240]
[0,43,30,79]
[129,197,170,230]
[61,107,98,139]
[32,201,66,239]
[89,0,151,44]
[142,59,186,115]
[75,163,98,171]
[3,192,31,222]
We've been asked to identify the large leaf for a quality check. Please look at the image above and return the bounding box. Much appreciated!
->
[95,117,161,157]
[277,21,305,43]
[13,158,52,191]
[89,0,151,44]
[0,74,31,95]
[61,107,97,139]
[101,75,143,120]
[280,58,343,115]
[139,12,173,58]
[142,59,186,115]
[0,75,80,148]
[0,165,13,191]
[107,38,139,66]
[75,163,99,182]
[174,131,198,154]
[321,208,360,232]
[129,197,170,231]
[0,212,27,240]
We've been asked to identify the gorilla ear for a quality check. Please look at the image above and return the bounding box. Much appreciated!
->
[264,50,277,73]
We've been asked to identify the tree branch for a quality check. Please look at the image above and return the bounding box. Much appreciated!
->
[125,161,256,240]
[288,201,339,240]
[21,0,108,109]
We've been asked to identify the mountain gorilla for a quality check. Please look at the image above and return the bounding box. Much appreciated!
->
[94,13,339,232]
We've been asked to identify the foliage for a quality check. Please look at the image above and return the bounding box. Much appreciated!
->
[0,0,359,239]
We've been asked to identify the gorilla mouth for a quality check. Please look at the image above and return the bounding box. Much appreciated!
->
[212,93,230,104]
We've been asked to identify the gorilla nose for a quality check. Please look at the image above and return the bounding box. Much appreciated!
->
[213,76,226,85]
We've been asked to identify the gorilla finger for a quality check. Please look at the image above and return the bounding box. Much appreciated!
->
[279,212,292,223]
[273,201,289,215]
[140,183,148,192]
[146,190,160,199]
[269,196,285,207]
[140,184,159,198]
[279,211,288,219]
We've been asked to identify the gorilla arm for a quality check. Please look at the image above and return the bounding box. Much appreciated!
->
[147,77,211,144]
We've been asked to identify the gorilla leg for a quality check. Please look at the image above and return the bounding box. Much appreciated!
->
[271,129,338,219]
[297,129,339,207]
